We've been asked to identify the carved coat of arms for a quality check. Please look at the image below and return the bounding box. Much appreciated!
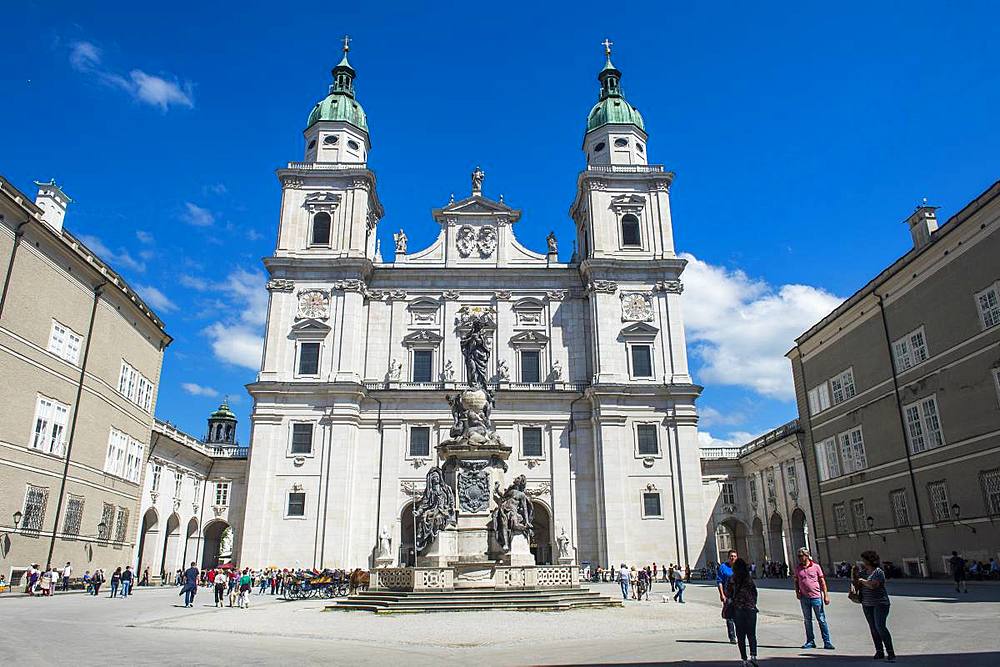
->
[457,460,491,513]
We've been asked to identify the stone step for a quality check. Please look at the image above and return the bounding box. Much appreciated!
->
[326,586,622,613]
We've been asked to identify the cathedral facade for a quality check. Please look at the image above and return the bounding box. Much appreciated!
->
[238,42,708,571]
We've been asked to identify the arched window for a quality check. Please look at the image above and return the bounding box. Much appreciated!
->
[312,212,331,246]
[621,214,641,247]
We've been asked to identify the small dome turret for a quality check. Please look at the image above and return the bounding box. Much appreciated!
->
[586,41,645,133]
[206,398,238,445]
[306,36,369,133]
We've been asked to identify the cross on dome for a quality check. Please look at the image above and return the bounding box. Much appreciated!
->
[342,35,352,53]
[602,38,613,57]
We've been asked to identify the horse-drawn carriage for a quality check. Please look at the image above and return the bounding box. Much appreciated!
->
[282,568,369,600]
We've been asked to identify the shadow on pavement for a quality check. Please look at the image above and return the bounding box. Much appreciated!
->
[548,650,1000,666]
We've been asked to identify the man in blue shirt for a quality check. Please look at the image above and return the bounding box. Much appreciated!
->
[717,549,738,643]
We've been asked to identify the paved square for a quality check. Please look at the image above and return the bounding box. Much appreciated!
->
[3,579,999,665]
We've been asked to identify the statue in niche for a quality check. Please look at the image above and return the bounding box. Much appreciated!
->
[440,359,455,382]
[460,319,491,391]
[413,467,457,552]
[491,475,534,553]
[556,526,571,559]
[547,231,558,254]
[496,359,510,381]
[387,358,402,381]
[393,229,408,254]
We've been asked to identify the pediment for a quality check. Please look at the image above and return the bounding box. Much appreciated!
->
[509,330,550,346]
[512,297,544,311]
[290,318,331,335]
[444,194,512,214]
[619,322,659,338]
[610,194,646,211]
[408,297,441,311]
[402,329,444,346]
[303,192,342,212]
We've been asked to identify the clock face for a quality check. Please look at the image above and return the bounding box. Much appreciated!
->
[621,293,653,322]
[298,291,329,319]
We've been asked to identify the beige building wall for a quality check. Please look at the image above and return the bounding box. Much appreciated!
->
[0,176,171,585]
[789,181,1000,577]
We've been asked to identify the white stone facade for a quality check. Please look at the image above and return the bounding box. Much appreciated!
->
[238,50,707,572]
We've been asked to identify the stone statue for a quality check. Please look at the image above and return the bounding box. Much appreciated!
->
[471,166,485,194]
[446,394,464,437]
[460,319,491,391]
[440,359,455,382]
[491,474,533,553]
[547,231,558,254]
[414,467,457,552]
[377,526,392,559]
[393,229,408,254]
[556,526,571,559]
[551,359,563,381]
[496,358,510,381]
[387,358,402,381]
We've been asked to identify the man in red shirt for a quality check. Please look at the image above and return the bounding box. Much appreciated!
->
[794,547,834,650]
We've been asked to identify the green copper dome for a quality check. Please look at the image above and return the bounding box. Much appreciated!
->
[306,48,369,133]
[210,400,237,421]
[586,55,645,133]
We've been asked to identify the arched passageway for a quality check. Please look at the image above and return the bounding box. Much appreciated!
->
[716,519,750,563]
[530,501,553,565]
[750,517,766,565]
[767,513,785,564]
[201,520,231,570]
[161,513,181,581]
[136,508,159,577]
[182,518,199,566]
[790,508,808,554]
[399,503,415,567]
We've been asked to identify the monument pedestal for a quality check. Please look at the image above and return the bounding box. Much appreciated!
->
[501,533,535,567]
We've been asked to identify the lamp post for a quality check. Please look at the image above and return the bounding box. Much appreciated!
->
[951,504,977,534]
[866,515,886,543]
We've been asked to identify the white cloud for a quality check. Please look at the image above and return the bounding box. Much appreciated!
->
[69,40,194,112]
[182,202,215,227]
[204,183,227,196]
[698,430,759,449]
[699,405,747,429]
[201,267,268,370]
[181,382,219,397]
[78,234,146,273]
[136,230,154,244]
[135,284,178,312]
[682,253,842,401]
[179,274,210,291]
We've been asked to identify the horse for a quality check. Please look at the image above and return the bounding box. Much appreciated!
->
[349,568,369,595]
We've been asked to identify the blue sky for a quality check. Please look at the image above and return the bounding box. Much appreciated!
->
[2,1,998,446]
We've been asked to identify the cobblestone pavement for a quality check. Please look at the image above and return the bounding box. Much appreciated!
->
[3,578,998,665]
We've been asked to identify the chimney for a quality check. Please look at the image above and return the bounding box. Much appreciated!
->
[905,201,939,250]
[33,179,71,232]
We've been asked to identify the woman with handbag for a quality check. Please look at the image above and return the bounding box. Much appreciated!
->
[852,550,895,662]
[725,558,759,667]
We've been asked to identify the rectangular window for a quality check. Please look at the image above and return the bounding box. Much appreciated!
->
[786,461,798,496]
[22,485,48,532]
[298,342,321,376]
[151,463,162,492]
[290,423,314,454]
[287,492,306,517]
[117,360,153,412]
[833,502,849,534]
[174,471,183,498]
[830,368,857,405]
[815,437,841,481]
[721,482,736,506]
[636,424,659,456]
[48,320,82,364]
[850,498,866,532]
[807,383,831,415]
[520,350,540,383]
[522,427,543,458]
[214,482,230,507]
[103,429,128,478]
[31,395,70,456]
[976,284,1000,329]
[838,427,867,474]
[409,426,431,457]
[904,395,944,454]
[892,327,929,371]
[99,503,115,540]
[63,494,85,536]
[114,506,129,543]
[412,349,433,383]
[642,492,662,518]
[192,479,201,504]
[124,438,144,483]
[749,478,758,505]
[630,344,653,378]
[928,481,951,522]
[890,489,910,527]
[981,469,1000,517]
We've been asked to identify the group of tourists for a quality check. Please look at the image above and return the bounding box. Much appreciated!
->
[20,562,76,596]
[717,546,896,666]
[949,550,999,590]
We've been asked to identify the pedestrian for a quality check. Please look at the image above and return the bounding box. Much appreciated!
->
[717,549,738,644]
[62,562,73,592]
[109,567,122,598]
[991,558,1000,580]
[39,565,52,597]
[726,558,759,667]
[629,566,639,600]
[672,568,686,603]
[238,568,252,609]
[213,569,227,607]
[258,570,268,595]
[179,561,199,608]
[668,564,676,591]
[120,566,134,598]
[83,570,92,595]
[949,551,968,593]
[141,567,150,587]
[794,547,834,650]
[617,563,630,600]
[92,569,104,596]
[26,563,39,595]
[852,550,895,662]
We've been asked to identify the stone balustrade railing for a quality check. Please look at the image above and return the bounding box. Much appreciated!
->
[587,164,664,174]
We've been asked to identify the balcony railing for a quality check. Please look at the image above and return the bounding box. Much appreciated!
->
[700,419,801,461]
[586,164,664,174]
[700,447,742,460]
[363,380,589,392]
[285,162,367,171]
[208,446,249,459]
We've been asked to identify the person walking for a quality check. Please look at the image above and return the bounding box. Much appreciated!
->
[180,561,199,608]
[62,562,73,592]
[949,551,968,593]
[120,566,134,598]
[726,558,759,667]
[717,549,738,644]
[92,569,104,596]
[629,566,639,600]
[667,564,676,592]
[617,563,630,600]
[238,569,252,609]
[672,567,686,603]
[794,547,834,650]
[141,567,150,587]
[853,550,895,662]
[213,569,227,607]
[39,565,52,597]
[109,567,122,598]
